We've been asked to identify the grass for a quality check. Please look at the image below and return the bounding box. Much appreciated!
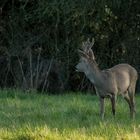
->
[0,90,140,140]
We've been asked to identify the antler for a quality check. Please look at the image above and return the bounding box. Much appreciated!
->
[81,38,95,52]
[78,38,95,60]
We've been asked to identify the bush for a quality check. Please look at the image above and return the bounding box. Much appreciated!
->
[0,0,140,92]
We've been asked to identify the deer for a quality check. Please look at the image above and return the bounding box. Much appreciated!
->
[76,38,138,119]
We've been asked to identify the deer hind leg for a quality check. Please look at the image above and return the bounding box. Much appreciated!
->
[128,87,136,119]
[123,91,135,119]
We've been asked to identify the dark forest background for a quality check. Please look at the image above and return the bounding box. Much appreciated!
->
[0,0,140,93]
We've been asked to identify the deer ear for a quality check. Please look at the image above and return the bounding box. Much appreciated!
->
[78,49,88,58]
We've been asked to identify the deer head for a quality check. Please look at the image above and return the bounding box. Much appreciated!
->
[76,38,95,72]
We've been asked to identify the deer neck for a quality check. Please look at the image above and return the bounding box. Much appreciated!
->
[85,60,102,85]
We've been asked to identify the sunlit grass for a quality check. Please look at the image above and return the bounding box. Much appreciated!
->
[0,89,140,139]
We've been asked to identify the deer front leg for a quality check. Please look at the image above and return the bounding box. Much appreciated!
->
[110,95,116,116]
[99,97,105,119]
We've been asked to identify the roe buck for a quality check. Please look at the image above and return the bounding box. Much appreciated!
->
[76,38,138,119]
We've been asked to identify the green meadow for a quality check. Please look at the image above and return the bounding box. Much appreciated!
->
[0,90,140,140]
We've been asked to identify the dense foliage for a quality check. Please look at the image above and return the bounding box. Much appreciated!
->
[0,0,140,92]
